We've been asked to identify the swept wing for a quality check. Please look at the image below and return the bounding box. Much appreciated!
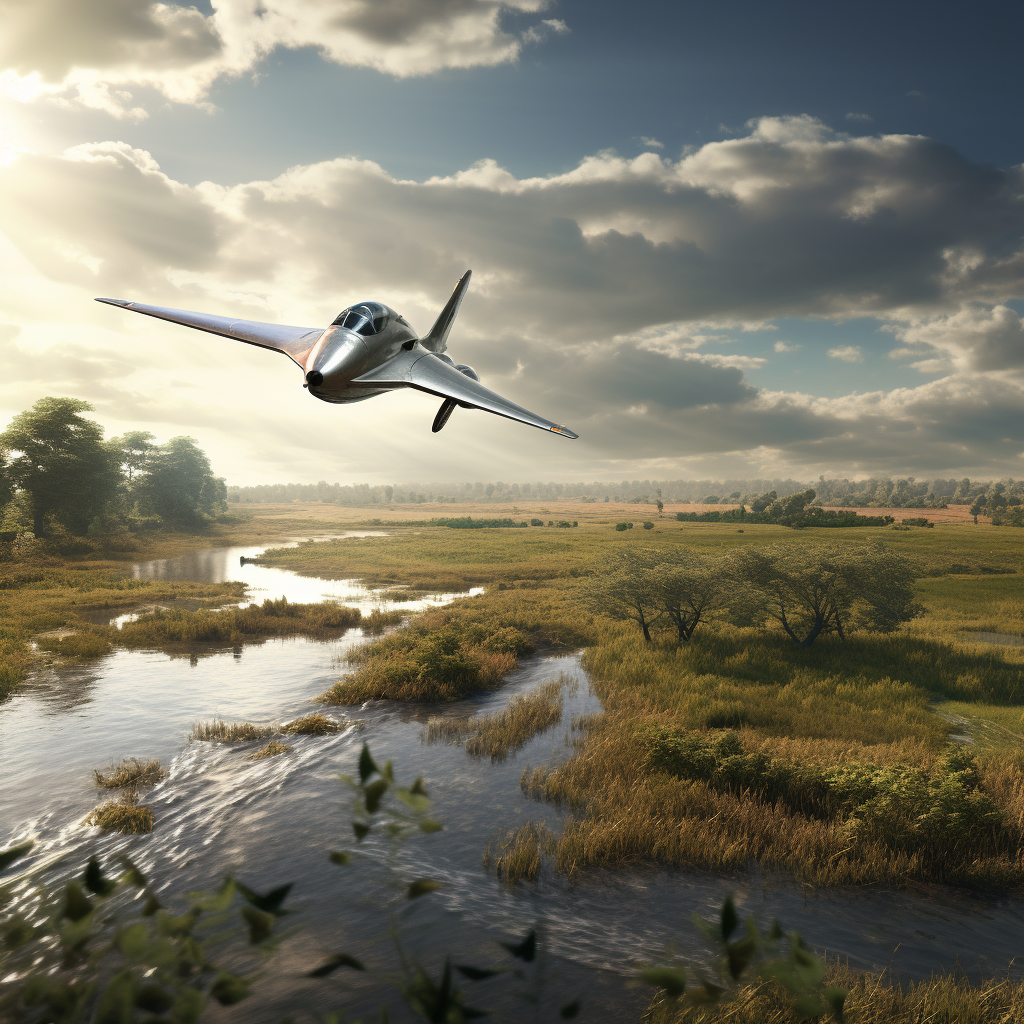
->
[94,298,323,369]
[353,348,578,438]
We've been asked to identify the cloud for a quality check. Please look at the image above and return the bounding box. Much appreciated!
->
[886,304,1024,373]
[845,112,872,122]
[0,117,1022,481]
[0,0,560,116]
[774,340,799,353]
[828,345,863,362]
[638,136,665,149]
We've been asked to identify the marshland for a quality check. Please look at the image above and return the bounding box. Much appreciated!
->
[2,497,1023,1023]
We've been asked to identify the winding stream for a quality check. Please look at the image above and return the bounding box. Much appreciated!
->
[2,539,1023,1021]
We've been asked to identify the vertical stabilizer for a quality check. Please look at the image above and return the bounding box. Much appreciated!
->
[421,270,471,353]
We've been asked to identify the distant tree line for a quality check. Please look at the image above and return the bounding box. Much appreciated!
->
[227,475,1023,514]
[675,489,896,528]
[596,544,922,647]
[0,397,227,540]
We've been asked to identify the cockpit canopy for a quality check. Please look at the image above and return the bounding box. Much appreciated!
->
[332,302,389,336]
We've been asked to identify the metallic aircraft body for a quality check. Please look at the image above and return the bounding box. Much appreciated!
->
[96,271,577,439]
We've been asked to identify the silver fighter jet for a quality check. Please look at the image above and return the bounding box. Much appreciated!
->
[96,271,577,439]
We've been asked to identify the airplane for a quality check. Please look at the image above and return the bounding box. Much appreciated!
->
[95,270,577,439]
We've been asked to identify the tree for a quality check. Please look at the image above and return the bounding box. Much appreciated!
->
[140,436,225,528]
[655,550,731,643]
[0,397,119,536]
[733,544,920,647]
[969,497,986,523]
[595,549,660,642]
[108,430,156,484]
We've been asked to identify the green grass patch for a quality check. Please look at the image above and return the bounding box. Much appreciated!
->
[113,598,361,648]
[934,700,1024,754]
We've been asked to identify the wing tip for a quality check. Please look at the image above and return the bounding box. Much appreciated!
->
[550,424,579,439]
[95,297,133,307]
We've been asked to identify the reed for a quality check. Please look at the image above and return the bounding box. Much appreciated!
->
[482,821,556,883]
[93,758,166,789]
[84,798,154,834]
[424,679,564,762]
[114,598,362,648]
[36,631,114,660]
[249,740,291,760]
[280,712,342,735]
[189,720,275,743]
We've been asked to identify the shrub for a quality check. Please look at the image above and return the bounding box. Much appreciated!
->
[615,522,632,532]
[643,521,654,530]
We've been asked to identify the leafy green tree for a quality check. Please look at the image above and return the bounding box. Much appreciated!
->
[595,548,660,642]
[0,397,119,536]
[140,436,225,528]
[733,544,920,647]
[655,550,732,643]
[108,430,156,484]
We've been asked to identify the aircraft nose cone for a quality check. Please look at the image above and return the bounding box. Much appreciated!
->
[305,369,323,387]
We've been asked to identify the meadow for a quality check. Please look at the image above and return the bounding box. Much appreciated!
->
[257,509,1024,890]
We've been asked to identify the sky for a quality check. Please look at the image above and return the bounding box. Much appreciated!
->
[1,0,1022,486]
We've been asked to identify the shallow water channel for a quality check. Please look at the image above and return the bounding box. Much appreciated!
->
[2,539,1023,1021]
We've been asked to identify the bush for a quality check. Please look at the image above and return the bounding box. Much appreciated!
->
[615,522,633,532]
[530,518,544,526]
[643,522,654,530]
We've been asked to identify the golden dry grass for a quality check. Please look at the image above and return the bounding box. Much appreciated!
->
[93,758,166,789]
[280,712,342,735]
[189,720,275,743]
[645,967,1024,1023]
[84,799,154,834]
[424,679,564,762]
[249,740,291,760]
[482,821,556,883]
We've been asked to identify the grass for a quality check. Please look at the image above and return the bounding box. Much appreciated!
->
[424,678,564,762]
[482,821,557,883]
[84,799,154,835]
[112,598,362,648]
[281,712,343,735]
[93,758,166,789]
[646,967,1024,1023]
[190,720,275,743]
[318,588,591,704]
[249,740,291,760]
[934,700,1024,754]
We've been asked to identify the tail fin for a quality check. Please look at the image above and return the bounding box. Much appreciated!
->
[421,270,471,353]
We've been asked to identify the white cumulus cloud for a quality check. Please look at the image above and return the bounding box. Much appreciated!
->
[0,0,560,117]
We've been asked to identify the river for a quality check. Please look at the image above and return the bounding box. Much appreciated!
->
[1,538,1022,1021]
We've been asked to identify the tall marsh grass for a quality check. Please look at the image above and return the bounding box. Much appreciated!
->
[93,758,166,789]
[646,967,1024,1024]
[190,720,275,743]
[84,798,154,834]
[482,821,557,883]
[424,679,564,762]
[115,598,362,647]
